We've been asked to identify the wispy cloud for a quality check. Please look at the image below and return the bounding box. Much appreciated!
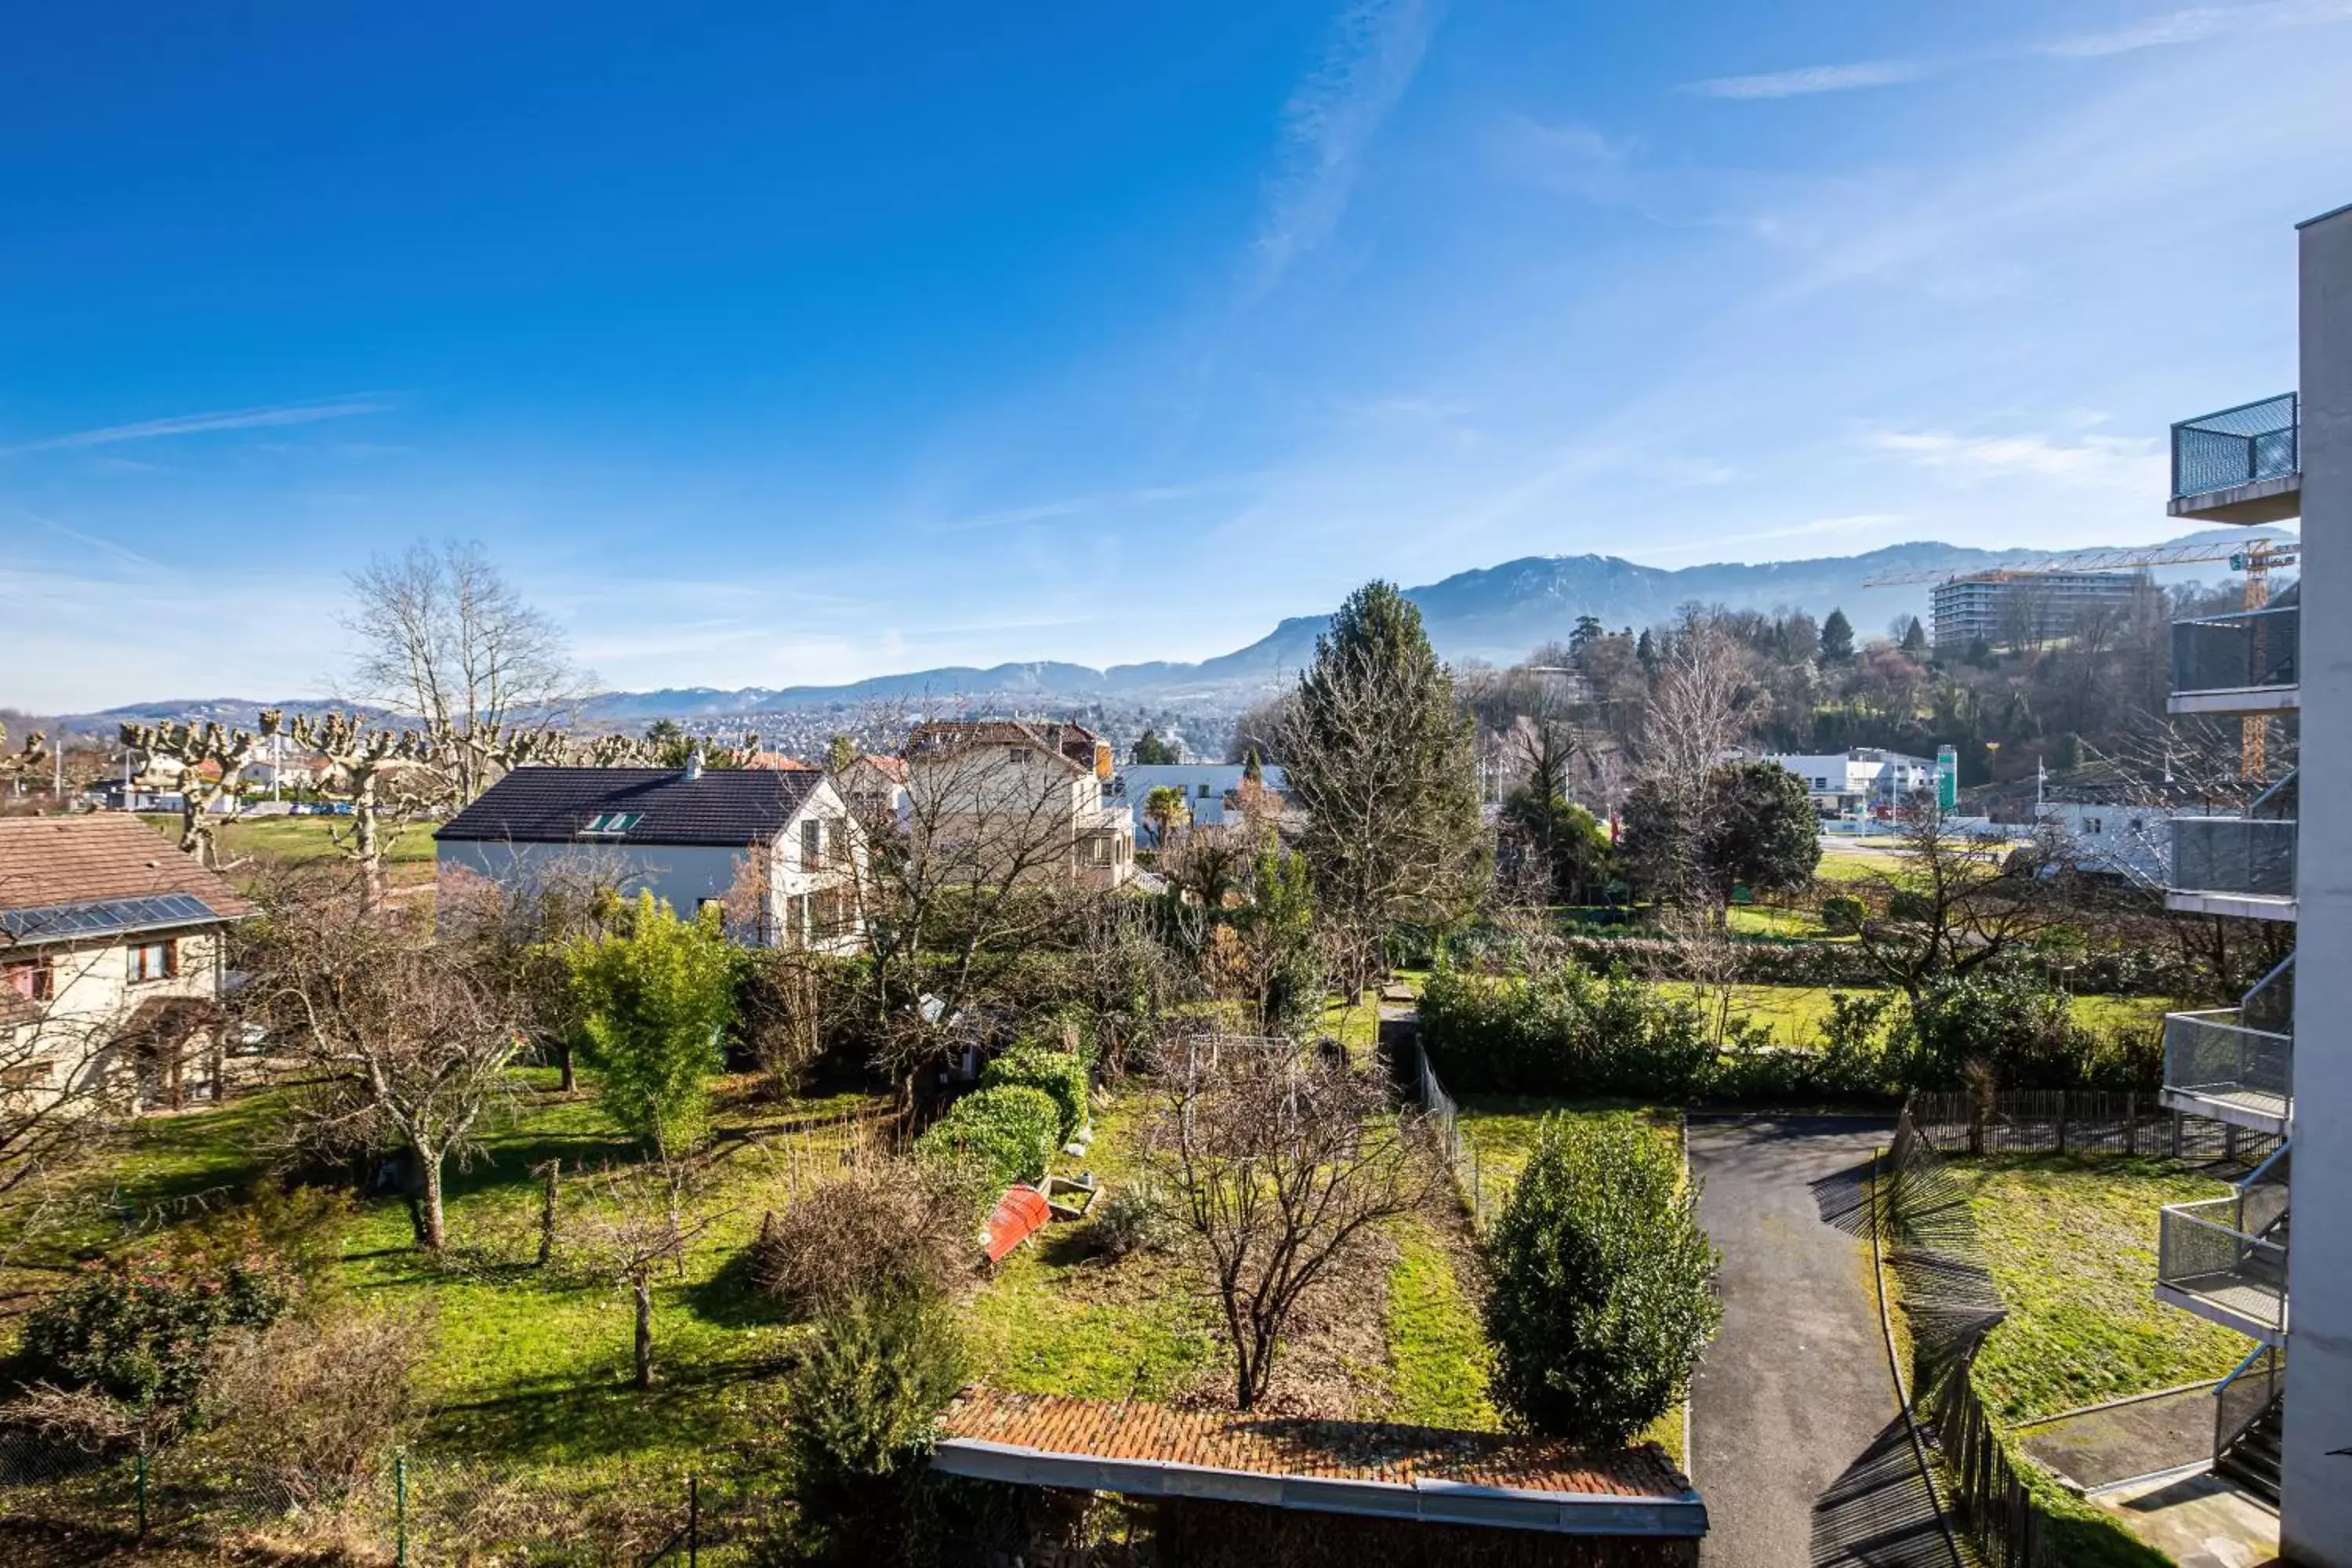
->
[1644,514,1905,559]
[1,395,397,456]
[1687,60,1931,99]
[1249,0,1441,299]
[931,477,1253,535]
[1691,2,2352,99]
[2038,1,2350,57]
[1869,428,2162,489]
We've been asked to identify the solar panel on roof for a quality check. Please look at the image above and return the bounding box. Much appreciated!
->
[0,892,223,943]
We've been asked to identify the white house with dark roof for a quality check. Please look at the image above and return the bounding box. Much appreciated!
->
[433,759,864,953]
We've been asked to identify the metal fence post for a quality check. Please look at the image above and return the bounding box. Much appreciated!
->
[396,1450,408,1567]
[135,1450,147,1539]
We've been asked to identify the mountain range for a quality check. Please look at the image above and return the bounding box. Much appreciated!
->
[67,528,2292,730]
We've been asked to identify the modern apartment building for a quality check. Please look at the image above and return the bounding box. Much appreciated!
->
[2149,199,2347,1563]
[1929,568,2148,650]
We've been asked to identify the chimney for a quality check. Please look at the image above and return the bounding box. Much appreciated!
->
[685,749,704,781]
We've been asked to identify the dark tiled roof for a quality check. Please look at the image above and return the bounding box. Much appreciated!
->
[0,816,257,941]
[435,767,820,848]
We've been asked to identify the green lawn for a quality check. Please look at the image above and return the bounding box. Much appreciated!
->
[13,1072,887,1489]
[138,811,437,866]
[1955,1154,2245,1425]
[1649,982,2169,1050]
[1725,903,1824,939]
[1379,1220,1497,1429]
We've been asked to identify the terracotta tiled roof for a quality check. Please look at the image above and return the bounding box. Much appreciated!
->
[938,1389,1691,1501]
[857,753,909,782]
[747,753,818,771]
[0,815,257,928]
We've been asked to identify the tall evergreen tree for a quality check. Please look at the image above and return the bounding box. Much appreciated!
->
[1287,582,1487,985]
[1819,608,1856,663]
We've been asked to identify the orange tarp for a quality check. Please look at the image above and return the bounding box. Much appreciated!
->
[982,1184,1051,1263]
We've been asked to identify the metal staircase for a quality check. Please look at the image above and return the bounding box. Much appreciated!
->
[2215,1345,2285,1505]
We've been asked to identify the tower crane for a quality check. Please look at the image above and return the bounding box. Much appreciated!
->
[1866,536,2299,777]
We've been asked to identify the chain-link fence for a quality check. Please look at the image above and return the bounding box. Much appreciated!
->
[1409,1041,1483,1228]
[0,1439,787,1564]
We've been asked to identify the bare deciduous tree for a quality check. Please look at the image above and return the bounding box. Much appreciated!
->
[238,882,524,1249]
[563,1159,728,1389]
[1857,795,2067,1000]
[343,539,589,805]
[844,717,1119,1102]
[1147,1034,1436,1410]
[119,719,270,869]
[1627,625,1766,911]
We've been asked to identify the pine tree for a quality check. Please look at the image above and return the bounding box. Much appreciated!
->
[1819,608,1856,663]
[1287,582,1486,987]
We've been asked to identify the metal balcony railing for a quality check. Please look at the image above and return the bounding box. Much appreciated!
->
[2172,604,2299,698]
[2173,393,2299,501]
[2159,1196,2288,1334]
[2164,1008,2291,1126]
[2172,816,2296,901]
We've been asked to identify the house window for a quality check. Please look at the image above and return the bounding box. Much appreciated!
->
[1197,783,1210,799]
[582,811,643,836]
[1008,747,1033,765]
[1083,835,1116,867]
[128,940,176,983]
[3,957,54,1003]
[801,818,824,871]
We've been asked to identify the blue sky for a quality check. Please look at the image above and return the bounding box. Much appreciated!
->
[5,1,2350,710]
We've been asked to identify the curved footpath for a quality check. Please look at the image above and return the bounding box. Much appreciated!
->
[1687,1115,1958,1568]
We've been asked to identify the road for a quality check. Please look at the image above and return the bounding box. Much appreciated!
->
[1687,1115,1958,1568]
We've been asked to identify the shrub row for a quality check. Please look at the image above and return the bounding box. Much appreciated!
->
[1414,924,2202,997]
[914,1085,1061,1190]
[1417,966,2159,1105]
[978,1043,1090,1145]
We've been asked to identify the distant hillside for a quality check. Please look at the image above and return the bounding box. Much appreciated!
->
[75,527,2291,728]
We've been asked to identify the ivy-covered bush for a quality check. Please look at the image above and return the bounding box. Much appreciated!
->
[1481,1116,1719,1446]
[13,1245,298,1434]
[978,1043,1090,1144]
[915,1085,1061,1189]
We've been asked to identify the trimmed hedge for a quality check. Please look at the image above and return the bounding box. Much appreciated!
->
[1416,964,2157,1104]
[915,1085,1061,1189]
[979,1044,1091,1144]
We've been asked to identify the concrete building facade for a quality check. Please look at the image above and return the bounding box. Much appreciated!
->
[1930,568,2148,650]
[2143,199,2347,1561]
[2281,199,2352,1566]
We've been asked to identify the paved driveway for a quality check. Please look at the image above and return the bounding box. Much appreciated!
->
[1688,1116,1957,1568]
